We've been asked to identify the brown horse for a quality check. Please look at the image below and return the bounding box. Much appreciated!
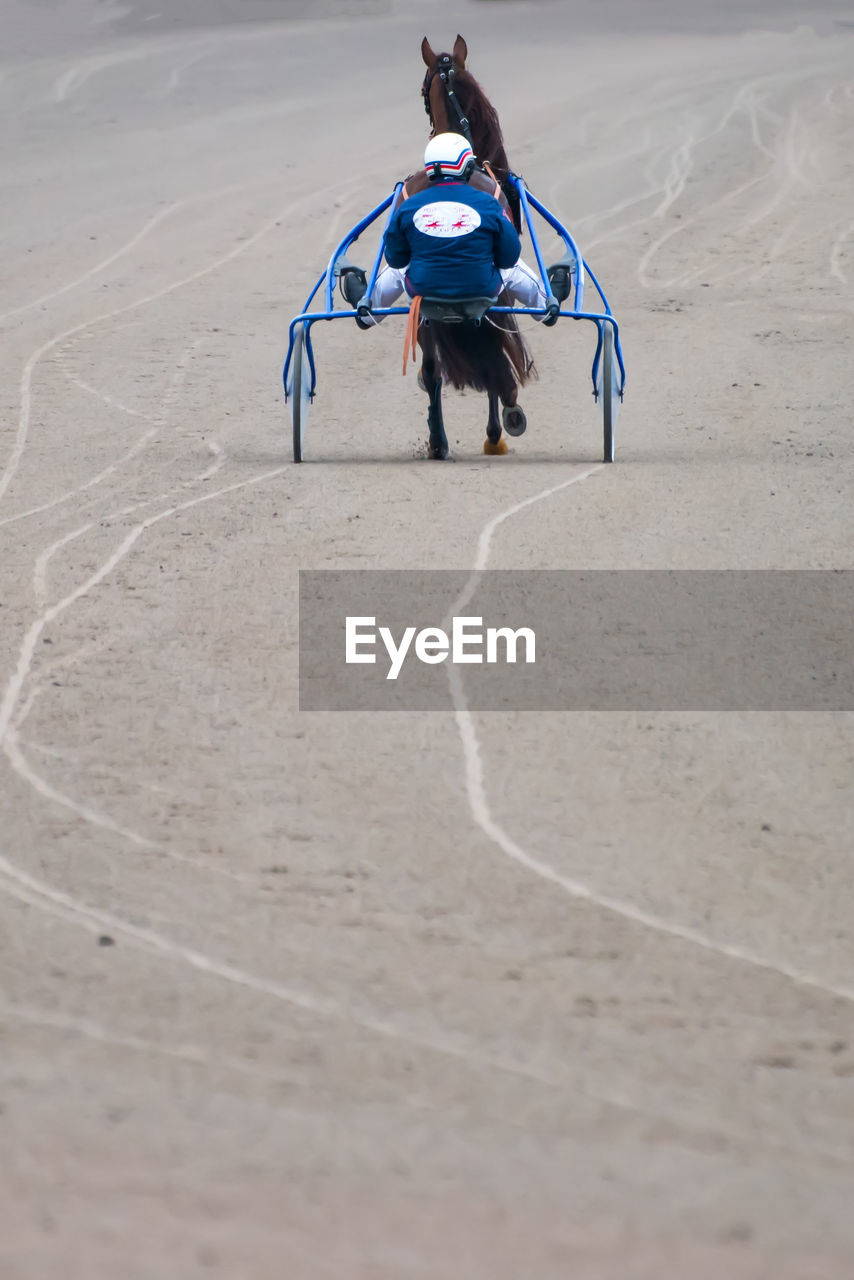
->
[404,35,536,459]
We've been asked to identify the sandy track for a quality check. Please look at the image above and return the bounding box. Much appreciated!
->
[1,1,853,1276]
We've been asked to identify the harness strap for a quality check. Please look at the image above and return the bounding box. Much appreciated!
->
[442,81,472,146]
[425,62,473,149]
[403,295,422,376]
[482,162,502,200]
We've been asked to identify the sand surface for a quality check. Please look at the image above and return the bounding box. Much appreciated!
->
[2,0,853,1275]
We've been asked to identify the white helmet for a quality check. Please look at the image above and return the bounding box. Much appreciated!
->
[424,132,475,180]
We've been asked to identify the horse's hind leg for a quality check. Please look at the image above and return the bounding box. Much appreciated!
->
[420,333,450,460]
[498,359,527,438]
[428,379,450,460]
[484,348,525,452]
[483,392,508,455]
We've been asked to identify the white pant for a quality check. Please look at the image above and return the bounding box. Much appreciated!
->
[499,259,549,309]
[366,259,547,320]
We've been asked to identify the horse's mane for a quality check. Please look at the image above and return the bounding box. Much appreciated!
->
[423,63,509,172]
[455,70,507,168]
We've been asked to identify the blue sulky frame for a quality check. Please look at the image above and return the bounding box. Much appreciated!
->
[283,174,626,462]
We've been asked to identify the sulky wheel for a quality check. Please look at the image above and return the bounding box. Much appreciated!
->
[602,322,618,463]
[290,323,310,463]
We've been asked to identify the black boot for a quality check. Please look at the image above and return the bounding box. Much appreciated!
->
[546,258,574,303]
[338,264,372,329]
[339,268,366,305]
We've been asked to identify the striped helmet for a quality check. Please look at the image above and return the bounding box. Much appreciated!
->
[424,132,475,180]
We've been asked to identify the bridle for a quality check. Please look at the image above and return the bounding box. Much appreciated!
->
[422,54,473,148]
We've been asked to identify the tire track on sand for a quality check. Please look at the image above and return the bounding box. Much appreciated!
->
[0,179,340,513]
[446,468,854,1006]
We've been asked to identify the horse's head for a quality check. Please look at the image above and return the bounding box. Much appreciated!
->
[421,35,470,138]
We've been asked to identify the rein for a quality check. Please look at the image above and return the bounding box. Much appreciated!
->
[403,295,422,376]
[422,55,473,148]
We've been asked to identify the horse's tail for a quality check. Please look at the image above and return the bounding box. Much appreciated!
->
[428,311,536,396]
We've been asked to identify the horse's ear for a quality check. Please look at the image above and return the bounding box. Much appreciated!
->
[453,34,468,67]
[421,37,437,69]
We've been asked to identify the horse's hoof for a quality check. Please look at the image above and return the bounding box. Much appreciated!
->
[502,405,527,437]
[483,437,508,455]
[428,443,452,460]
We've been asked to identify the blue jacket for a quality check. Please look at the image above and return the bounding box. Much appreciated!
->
[383,180,521,299]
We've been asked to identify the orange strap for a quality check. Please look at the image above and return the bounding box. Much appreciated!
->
[482,162,502,200]
[403,294,422,376]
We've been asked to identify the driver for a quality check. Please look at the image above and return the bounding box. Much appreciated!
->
[340,133,561,327]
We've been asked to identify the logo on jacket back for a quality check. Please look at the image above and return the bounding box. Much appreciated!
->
[413,202,482,238]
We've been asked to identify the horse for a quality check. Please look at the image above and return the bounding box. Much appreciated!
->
[401,35,536,460]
